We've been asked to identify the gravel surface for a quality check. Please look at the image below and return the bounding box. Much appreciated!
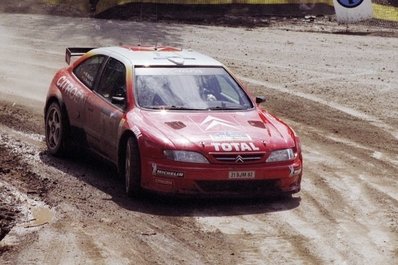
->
[0,11,397,265]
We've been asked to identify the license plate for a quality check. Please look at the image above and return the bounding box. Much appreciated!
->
[228,171,255,179]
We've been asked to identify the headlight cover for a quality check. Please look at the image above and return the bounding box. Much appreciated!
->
[266,148,295,163]
[164,150,209,164]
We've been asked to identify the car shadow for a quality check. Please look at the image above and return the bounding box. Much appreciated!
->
[39,149,301,217]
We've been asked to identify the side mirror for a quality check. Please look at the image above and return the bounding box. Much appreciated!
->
[255,96,266,104]
[111,96,126,106]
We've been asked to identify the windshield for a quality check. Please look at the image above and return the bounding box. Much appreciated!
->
[135,67,253,110]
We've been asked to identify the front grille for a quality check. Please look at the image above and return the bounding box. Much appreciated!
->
[196,180,279,193]
[211,153,265,163]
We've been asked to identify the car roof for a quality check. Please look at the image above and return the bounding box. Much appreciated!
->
[92,46,223,67]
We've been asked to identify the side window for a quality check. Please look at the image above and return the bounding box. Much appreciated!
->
[73,55,106,89]
[96,58,126,105]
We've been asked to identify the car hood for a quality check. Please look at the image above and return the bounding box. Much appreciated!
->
[133,109,295,152]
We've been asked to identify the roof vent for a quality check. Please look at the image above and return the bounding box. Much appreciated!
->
[167,57,184,65]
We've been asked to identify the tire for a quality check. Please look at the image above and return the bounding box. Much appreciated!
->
[45,102,69,156]
[124,137,142,197]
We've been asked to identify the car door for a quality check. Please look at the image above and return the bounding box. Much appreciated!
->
[85,57,127,161]
[72,55,107,143]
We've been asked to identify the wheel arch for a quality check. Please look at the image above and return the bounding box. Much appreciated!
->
[44,96,68,122]
[44,96,72,156]
[117,130,139,175]
[44,96,71,139]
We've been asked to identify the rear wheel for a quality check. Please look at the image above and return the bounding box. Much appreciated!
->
[124,137,142,197]
[45,102,69,156]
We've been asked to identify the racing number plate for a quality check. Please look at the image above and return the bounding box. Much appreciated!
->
[228,171,255,179]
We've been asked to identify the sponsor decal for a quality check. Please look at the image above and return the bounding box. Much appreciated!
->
[154,178,173,185]
[56,76,85,104]
[132,125,142,139]
[210,131,252,142]
[200,116,237,131]
[289,165,295,176]
[289,165,302,177]
[211,142,260,152]
[175,68,203,74]
[152,163,184,178]
[81,71,94,87]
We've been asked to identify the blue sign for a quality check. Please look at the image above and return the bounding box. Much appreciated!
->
[337,0,364,8]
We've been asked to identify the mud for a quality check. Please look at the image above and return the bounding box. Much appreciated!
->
[0,187,19,241]
[0,101,43,135]
[0,10,397,265]
[0,141,52,240]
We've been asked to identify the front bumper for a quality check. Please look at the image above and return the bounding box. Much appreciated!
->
[140,157,302,197]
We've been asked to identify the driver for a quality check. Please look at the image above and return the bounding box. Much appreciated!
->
[201,76,220,101]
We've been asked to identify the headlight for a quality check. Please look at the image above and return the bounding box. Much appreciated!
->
[164,150,209,164]
[266,148,294,162]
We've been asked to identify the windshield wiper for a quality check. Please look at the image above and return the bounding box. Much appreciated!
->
[207,106,246,110]
[149,105,202,110]
[206,101,248,110]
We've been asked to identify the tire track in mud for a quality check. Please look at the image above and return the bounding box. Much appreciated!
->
[0,138,53,261]
[193,122,397,264]
[0,184,20,241]
[287,120,397,263]
[2,67,398,265]
[1,13,397,264]
[191,46,398,263]
[0,121,240,265]
[3,91,392,264]
[240,77,398,141]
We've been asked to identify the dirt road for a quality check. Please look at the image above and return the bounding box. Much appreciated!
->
[0,13,397,264]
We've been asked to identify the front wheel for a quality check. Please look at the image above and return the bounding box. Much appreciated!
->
[45,102,69,156]
[124,137,142,197]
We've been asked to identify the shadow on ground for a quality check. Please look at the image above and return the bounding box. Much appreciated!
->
[39,149,301,218]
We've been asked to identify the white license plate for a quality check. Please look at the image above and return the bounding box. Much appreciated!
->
[228,171,255,179]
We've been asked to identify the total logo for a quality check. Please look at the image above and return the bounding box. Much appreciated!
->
[211,142,260,152]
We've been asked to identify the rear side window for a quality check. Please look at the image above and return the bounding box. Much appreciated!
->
[73,55,106,89]
[96,58,126,102]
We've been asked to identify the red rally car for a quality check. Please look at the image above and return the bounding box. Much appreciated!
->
[44,46,302,197]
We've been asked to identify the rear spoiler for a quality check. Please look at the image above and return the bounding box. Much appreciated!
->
[65,47,95,65]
